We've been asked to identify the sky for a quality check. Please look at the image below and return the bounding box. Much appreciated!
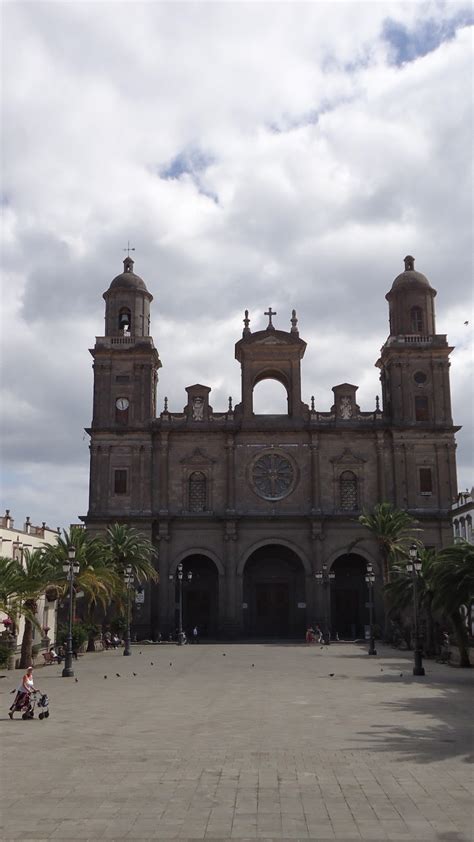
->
[1,0,473,531]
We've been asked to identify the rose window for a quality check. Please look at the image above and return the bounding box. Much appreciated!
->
[252,453,295,500]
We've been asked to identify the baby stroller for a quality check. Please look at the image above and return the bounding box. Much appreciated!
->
[9,690,49,720]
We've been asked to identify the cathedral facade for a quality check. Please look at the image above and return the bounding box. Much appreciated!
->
[83,255,458,639]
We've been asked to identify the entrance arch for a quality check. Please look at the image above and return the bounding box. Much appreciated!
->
[242,544,306,638]
[176,554,219,638]
[330,554,367,639]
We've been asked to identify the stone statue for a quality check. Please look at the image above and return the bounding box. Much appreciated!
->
[340,397,352,420]
[192,396,204,421]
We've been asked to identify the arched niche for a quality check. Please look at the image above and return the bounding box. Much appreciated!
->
[252,374,289,415]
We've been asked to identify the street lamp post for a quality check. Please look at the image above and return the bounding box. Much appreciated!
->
[123,565,133,656]
[365,563,377,656]
[177,562,193,645]
[314,563,335,643]
[408,544,425,676]
[62,546,80,678]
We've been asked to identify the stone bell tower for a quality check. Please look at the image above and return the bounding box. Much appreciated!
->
[378,255,453,426]
[86,257,161,521]
[234,307,308,420]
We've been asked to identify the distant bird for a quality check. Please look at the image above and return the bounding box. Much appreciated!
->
[400,673,403,677]
[222,653,226,656]
[116,673,121,677]
[104,676,107,679]
[139,651,142,654]
[464,321,469,325]
[150,662,154,666]
[251,664,255,667]
[169,662,173,666]
[320,646,324,650]
[380,668,384,672]
[329,673,335,677]
[74,678,78,683]
[132,673,137,677]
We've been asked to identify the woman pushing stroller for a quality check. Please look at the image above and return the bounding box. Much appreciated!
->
[9,666,42,719]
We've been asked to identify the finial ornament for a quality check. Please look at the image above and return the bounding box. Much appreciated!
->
[375,395,380,412]
[264,307,277,330]
[311,395,315,412]
[228,396,233,412]
[123,241,135,257]
[243,309,251,336]
[164,396,168,412]
[290,309,299,334]
[404,255,415,271]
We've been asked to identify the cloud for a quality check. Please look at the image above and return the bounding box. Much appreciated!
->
[1,1,472,528]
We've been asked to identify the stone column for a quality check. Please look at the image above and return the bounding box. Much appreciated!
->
[310,432,321,512]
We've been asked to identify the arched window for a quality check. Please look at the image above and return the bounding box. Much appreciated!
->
[460,517,466,539]
[454,519,460,538]
[466,515,472,542]
[411,306,423,334]
[340,471,358,510]
[252,378,289,415]
[189,471,206,512]
[119,308,131,334]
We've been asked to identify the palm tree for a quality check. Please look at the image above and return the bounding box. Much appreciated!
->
[358,503,420,583]
[430,541,474,668]
[384,548,437,654]
[102,524,158,583]
[0,555,24,637]
[42,526,121,650]
[16,549,57,668]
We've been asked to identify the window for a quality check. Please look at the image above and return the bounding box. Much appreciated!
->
[413,371,427,385]
[340,470,357,510]
[118,308,131,334]
[114,469,128,495]
[411,306,423,333]
[454,519,460,538]
[189,471,206,512]
[467,515,472,542]
[115,375,130,383]
[419,468,433,494]
[415,396,429,421]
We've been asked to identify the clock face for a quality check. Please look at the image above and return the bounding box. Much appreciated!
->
[115,397,130,411]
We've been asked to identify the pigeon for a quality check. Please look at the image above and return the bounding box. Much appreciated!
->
[104,675,107,679]
[399,673,403,677]
[169,662,173,666]
[132,673,137,677]
[329,673,335,677]
[75,678,79,683]
[150,662,154,666]
[380,668,384,672]
[251,664,255,667]
[222,653,226,656]
[116,673,121,677]
[139,651,142,655]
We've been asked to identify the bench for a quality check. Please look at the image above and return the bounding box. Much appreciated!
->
[42,651,60,665]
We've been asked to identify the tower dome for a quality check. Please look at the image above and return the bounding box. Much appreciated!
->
[103,256,153,338]
[390,255,432,291]
[386,256,436,337]
[108,256,149,293]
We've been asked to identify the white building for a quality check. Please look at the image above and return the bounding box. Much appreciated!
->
[452,489,474,544]
[0,509,60,658]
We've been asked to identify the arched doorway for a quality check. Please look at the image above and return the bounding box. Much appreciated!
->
[243,544,306,638]
[330,554,367,639]
[177,555,219,639]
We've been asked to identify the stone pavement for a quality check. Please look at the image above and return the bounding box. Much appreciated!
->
[1,643,472,842]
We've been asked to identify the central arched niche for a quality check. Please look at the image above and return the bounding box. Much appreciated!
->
[330,554,367,639]
[242,544,306,638]
[177,554,219,638]
[252,374,289,415]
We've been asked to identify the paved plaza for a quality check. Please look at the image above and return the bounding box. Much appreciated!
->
[1,643,473,842]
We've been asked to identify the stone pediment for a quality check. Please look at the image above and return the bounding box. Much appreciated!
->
[330,448,366,465]
[180,447,216,466]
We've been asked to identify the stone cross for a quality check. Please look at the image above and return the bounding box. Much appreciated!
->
[123,241,135,256]
[264,307,277,329]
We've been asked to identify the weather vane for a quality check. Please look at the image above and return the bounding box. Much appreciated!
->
[123,241,135,257]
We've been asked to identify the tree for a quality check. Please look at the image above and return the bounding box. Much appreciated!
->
[16,549,58,668]
[430,541,474,668]
[42,526,121,652]
[358,503,420,583]
[102,524,158,582]
[384,548,437,654]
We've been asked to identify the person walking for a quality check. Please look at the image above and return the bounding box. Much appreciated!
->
[9,666,39,719]
[193,626,199,644]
